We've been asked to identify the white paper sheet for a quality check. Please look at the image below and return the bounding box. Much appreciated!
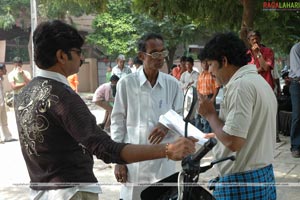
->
[159,109,208,145]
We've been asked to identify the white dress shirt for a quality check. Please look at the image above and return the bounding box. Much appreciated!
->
[111,67,184,200]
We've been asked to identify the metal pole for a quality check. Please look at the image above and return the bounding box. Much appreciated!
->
[30,0,37,77]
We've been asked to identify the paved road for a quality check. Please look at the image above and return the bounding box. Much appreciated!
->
[0,94,299,199]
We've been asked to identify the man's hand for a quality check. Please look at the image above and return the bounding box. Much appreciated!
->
[166,136,198,160]
[114,164,127,183]
[198,94,216,118]
[204,133,216,139]
[251,43,260,53]
[148,123,169,144]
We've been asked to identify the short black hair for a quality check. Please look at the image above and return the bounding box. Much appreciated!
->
[33,20,84,69]
[137,33,164,52]
[133,56,143,65]
[180,56,187,62]
[201,32,251,68]
[0,63,5,69]
[186,56,194,65]
[110,74,120,82]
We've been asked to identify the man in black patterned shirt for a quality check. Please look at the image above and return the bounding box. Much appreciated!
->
[14,20,197,200]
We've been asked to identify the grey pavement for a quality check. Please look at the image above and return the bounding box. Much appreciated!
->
[0,93,299,200]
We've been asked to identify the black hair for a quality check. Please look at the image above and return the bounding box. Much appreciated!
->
[186,56,194,65]
[33,20,84,69]
[0,63,5,69]
[180,56,187,62]
[201,32,251,68]
[133,56,143,65]
[137,33,164,52]
[110,74,120,82]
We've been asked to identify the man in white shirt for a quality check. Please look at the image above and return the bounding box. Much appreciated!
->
[111,33,184,200]
[179,56,199,91]
[111,54,132,78]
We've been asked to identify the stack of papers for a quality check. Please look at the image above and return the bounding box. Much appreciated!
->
[159,109,208,145]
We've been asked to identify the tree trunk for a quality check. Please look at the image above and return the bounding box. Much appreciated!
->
[166,46,176,74]
[240,0,255,47]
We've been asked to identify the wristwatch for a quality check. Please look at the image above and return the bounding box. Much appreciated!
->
[256,52,262,58]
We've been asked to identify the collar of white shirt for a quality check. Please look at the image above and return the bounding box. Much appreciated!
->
[137,67,164,88]
[36,69,70,86]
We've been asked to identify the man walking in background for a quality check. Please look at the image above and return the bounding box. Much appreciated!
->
[112,54,132,78]
[0,63,17,143]
[289,42,300,158]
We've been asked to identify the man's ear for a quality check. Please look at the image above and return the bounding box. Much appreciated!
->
[56,49,66,64]
[222,56,228,67]
[138,51,145,61]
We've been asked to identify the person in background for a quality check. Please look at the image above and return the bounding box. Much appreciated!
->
[133,56,143,72]
[288,42,300,158]
[92,75,120,132]
[105,65,112,82]
[128,57,136,73]
[111,33,185,200]
[271,63,282,142]
[112,54,132,79]
[0,63,17,144]
[14,20,197,200]
[169,64,177,75]
[277,70,292,136]
[172,56,187,80]
[272,63,281,97]
[196,55,220,133]
[67,73,79,93]
[199,32,277,199]
[247,30,275,89]
[179,56,199,91]
[8,56,31,96]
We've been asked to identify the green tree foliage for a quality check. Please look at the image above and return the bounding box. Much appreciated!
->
[38,0,107,19]
[88,0,206,69]
[87,0,139,59]
[132,0,300,54]
[0,0,29,30]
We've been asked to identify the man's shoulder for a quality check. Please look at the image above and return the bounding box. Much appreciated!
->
[8,69,16,76]
[261,46,274,54]
[159,71,180,84]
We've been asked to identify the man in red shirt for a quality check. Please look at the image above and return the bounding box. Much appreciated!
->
[172,56,187,80]
[247,30,275,89]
